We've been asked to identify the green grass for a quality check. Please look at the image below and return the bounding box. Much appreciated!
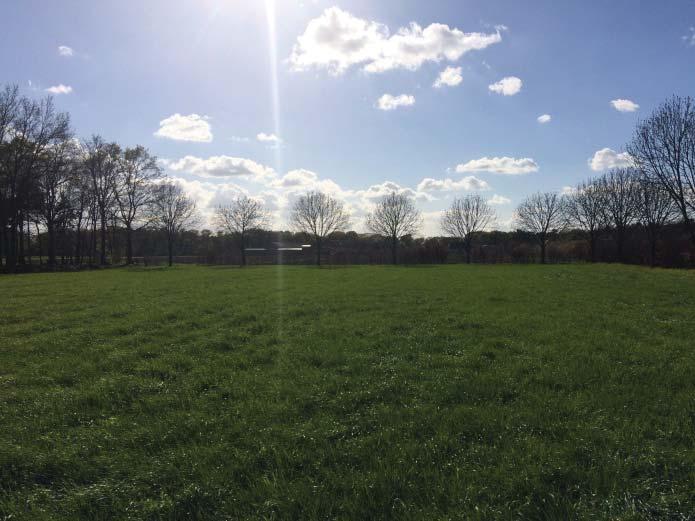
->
[1,264,695,520]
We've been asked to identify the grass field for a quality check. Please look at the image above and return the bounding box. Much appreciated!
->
[1,264,695,520]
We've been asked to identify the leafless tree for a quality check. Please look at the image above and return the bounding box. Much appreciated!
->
[36,136,78,266]
[82,136,120,265]
[115,146,162,264]
[441,195,496,263]
[70,165,92,265]
[628,95,695,247]
[291,191,349,266]
[366,192,422,264]
[636,174,678,266]
[214,195,269,266]
[599,168,641,263]
[515,191,566,264]
[0,85,20,268]
[0,94,70,271]
[564,179,605,262]
[150,181,198,266]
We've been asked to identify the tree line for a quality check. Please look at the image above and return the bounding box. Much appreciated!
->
[2,82,694,272]
[0,84,197,272]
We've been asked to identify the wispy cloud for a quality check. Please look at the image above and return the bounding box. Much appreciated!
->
[610,99,639,112]
[376,94,415,111]
[58,45,74,57]
[456,157,538,175]
[257,132,282,144]
[45,84,73,95]
[489,194,511,205]
[417,176,490,193]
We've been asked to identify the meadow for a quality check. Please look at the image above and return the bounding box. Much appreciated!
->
[1,264,695,520]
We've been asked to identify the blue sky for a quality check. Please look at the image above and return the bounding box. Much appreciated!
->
[2,0,695,232]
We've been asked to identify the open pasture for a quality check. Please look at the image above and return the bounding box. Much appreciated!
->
[1,264,695,519]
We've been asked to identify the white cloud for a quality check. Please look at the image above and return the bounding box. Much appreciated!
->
[58,45,74,57]
[610,99,639,113]
[423,210,446,236]
[377,94,415,111]
[230,136,250,143]
[561,185,577,195]
[683,27,695,46]
[588,148,634,171]
[45,84,73,95]
[433,66,463,88]
[489,194,511,205]
[455,157,538,175]
[165,155,275,179]
[273,169,318,188]
[289,6,503,75]
[537,114,552,124]
[271,169,345,196]
[257,132,282,144]
[355,181,428,202]
[154,113,212,142]
[417,176,490,193]
[488,76,522,96]
[165,177,252,228]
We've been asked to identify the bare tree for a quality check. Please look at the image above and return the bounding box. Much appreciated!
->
[441,195,496,264]
[636,174,678,267]
[599,168,640,263]
[628,95,695,247]
[150,181,198,266]
[0,94,70,271]
[36,136,78,266]
[515,191,566,264]
[214,195,269,266]
[115,146,162,264]
[82,136,120,265]
[70,164,93,265]
[0,84,20,268]
[366,192,422,265]
[565,179,605,262]
[291,191,349,266]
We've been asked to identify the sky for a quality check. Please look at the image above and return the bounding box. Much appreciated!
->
[2,0,695,234]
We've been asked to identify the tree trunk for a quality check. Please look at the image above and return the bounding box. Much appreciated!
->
[125,224,133,265]
[465,238,472,264]
[616,228,625,264]
[100,211,107,265]
[685,216,695,254]
[91,215,97,265]
[240,232,246,267]
[47,222,57,267]
[26,220,32,266]
[316,237,322,266]
[18,218,24,266]
[391,236,398,265]
[168,233,173,267]
[0,221,4,269]
[7,222,18,273]
[589,232,596,263]
[35,222,42,266]
[648,225,658,268]
[74,226,81,265]
[540,238,547,264]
